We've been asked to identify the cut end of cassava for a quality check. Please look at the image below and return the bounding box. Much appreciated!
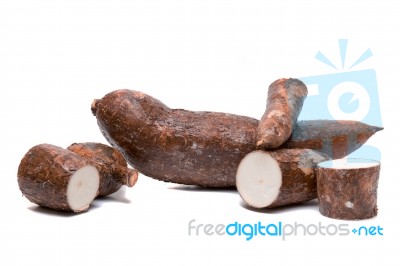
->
[67,165,100,212]
[67,142,139,196]
[236,150,282,208]
[126,168,139,187]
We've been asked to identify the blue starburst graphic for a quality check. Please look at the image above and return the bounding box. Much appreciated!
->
[315,39,373,71]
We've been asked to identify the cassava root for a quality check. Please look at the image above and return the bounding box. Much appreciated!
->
[236,149,330,208]
[281,120,382,159]
[67,142,138,197]
[257,78,307,149]
[17,144,100,212]
[317,158,380,220]
[92,89,381,187]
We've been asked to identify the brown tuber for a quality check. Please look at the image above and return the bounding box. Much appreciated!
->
[317,158,380,220]
[67,142,138,197]
[17,144,100,212]
[236,149,330,208]
[257,78,308,149]
[92,89,257,187]
[281,120,382,159]
[92,89,382,187]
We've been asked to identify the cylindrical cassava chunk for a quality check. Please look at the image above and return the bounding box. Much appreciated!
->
[281,120,383,159]
[17,144,100,212]
[317,158,380,220]
[67,142,138,197]
[257,78,308,149]
[92,89,381,187]
[236,149,329,208]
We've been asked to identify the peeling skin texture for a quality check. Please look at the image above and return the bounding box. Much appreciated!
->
[92,89,382,187]
[17,144,89,211]
[317,161,380,220]
[257,78,308,149]
[267,149,330,208]
[67,142,138,197]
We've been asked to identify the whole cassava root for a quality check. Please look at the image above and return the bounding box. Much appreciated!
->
[67,142,138,197]
[17,144,100,212]
[92,89,382,187]
[92,90,257,187]
[257,78,308,149]
[317,159,380,220]
[236,149,330,208]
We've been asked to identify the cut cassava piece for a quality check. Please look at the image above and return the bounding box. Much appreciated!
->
[67,142,138,197]
[257,78,308,149]
[236,149,329,208]
[17,144,100,212]
[317,158,380,220]
[91,89,381,187]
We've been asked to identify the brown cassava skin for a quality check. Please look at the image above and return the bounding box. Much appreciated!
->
[92,90,257,187]
[317,162,380,220]
[281,120,382,159]
[67,142,138,197]
[17,144,95,212]
[92,89,382,187]
[257,78,308,149]
[265,149,330,208]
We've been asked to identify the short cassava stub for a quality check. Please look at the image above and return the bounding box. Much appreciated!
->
[317,158,380,220]
[236,149,329,208]
[67,142,138,197]
[17,144,100,212]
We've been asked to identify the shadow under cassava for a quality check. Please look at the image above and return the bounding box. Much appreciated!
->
[27,187,131,217]
[239,199,320,214]
[168,184,238,195]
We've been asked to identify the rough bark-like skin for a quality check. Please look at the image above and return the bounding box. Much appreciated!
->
[92,89,382,187]
[67,142,138,197]
[92,90,257,187]
[267,149,330,208]
[281,120,383,159]
[257,78,308,149]
[317,163,380,220]
[17,144,90,211]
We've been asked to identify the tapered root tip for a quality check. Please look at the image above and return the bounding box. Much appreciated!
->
[373,126,384,132]
[126,168,139,187]
[91,99,100,116]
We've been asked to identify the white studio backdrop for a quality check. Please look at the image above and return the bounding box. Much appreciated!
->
[1,0,399,265]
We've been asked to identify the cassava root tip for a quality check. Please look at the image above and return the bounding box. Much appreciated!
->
[91,99,100,116]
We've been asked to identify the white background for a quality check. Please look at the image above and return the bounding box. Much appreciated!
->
[1,0,399,265]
